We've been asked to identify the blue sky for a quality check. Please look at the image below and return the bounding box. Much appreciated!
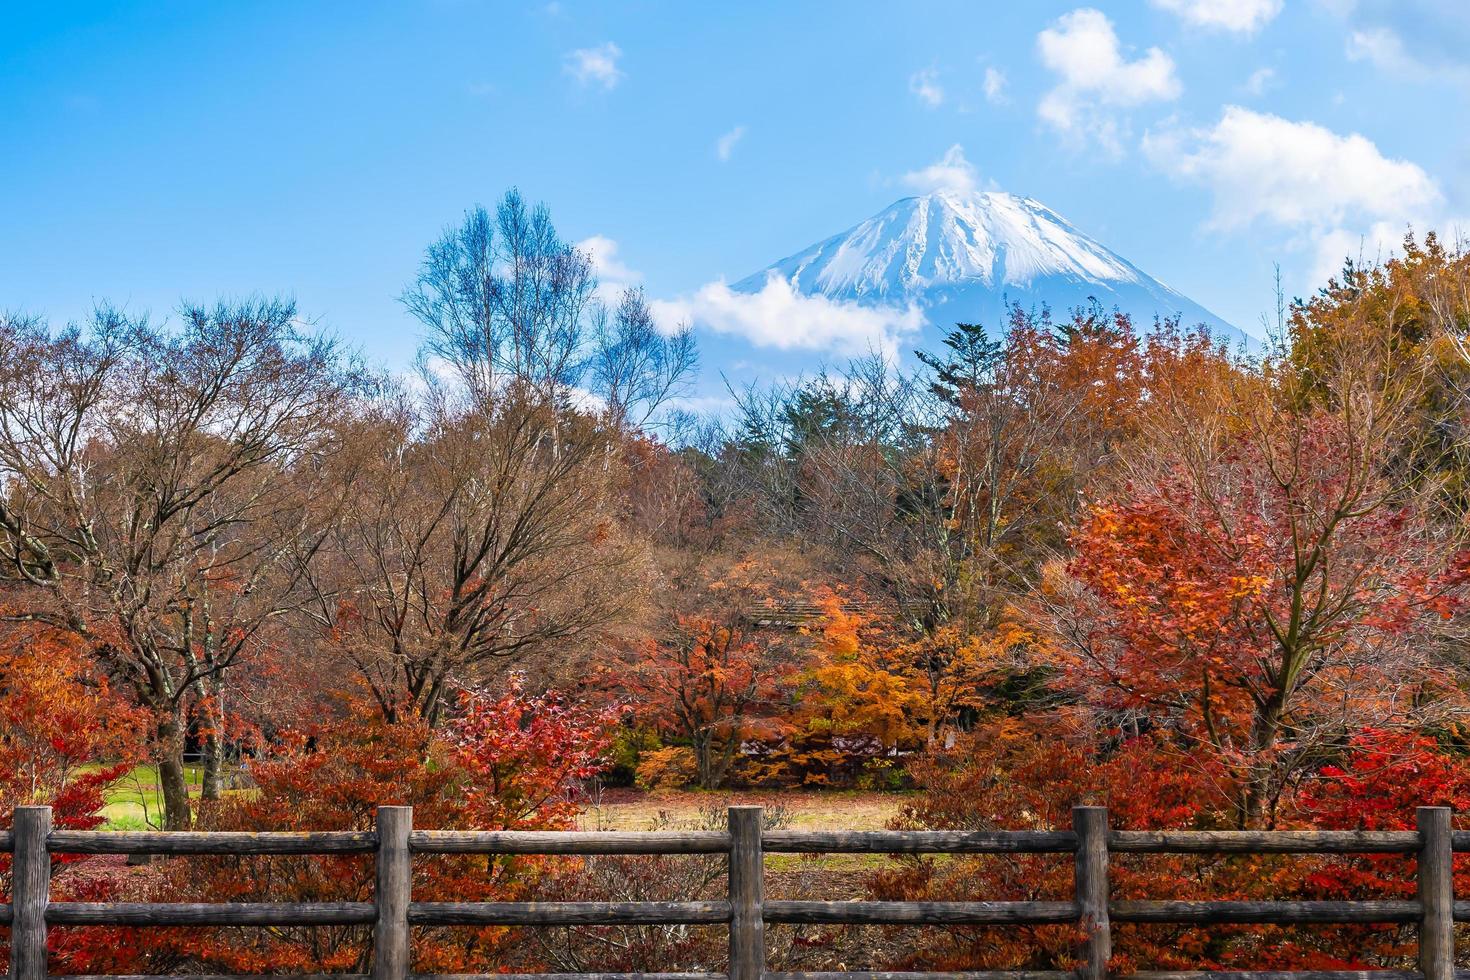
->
[3,1,1467,400]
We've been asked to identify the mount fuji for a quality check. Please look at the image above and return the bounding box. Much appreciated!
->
[733,188,1246,345]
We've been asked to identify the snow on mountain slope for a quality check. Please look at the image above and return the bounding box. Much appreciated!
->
[734,189,1246,344]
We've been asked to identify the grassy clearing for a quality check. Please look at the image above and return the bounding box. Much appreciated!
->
[95,763,206,830]
[580,788,904,830]
[89,764,911,859]
[579,788,909,872]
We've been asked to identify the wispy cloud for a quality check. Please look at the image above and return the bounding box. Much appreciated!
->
[577,235,641,299]
[1150,0,1282,33]
[1331,2,1470,84]
[900,144,980,195]
[716,125,747,162]
[564,42,624,90]
[982,67,1009,105]
[909,68,944,108]
[1242,67,1276,96]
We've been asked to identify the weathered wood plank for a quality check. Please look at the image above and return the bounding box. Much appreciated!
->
[45,902,376,926]
[408,901,732,926]
[413,974,725,980]
[13,806,52,980]
[374,806,413,980]
[762,830,1076,854]
[1123,973,1422,980]
[764,974,1072,980]
[47,830,378,855]
[763,901,1077,925]
[1111,900,1419,924]
[1418,807,1454,980]
[728,806,764,980]
[410,830,730,855]
[1109,830,1419,854]
[54,976,369,980]
[1073,806,1110,980]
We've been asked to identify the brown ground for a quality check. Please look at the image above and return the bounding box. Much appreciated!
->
[577,786,906,831]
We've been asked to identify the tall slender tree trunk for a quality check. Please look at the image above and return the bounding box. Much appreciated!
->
[199,674,226,801]
[155,711,193,829]
[1241,693,1288,829]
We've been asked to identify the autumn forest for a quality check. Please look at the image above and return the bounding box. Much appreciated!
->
[6,192,1470,971]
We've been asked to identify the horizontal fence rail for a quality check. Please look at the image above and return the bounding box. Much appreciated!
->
[2,805,1466,980]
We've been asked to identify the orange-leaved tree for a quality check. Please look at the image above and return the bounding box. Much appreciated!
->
[1052,409,1470,827]
[63,682,615,976]
[871,717,1245,971]
[746,592,923,787]
[873,719,1470,971]
[622,557,803,789]
[0,620,147,970]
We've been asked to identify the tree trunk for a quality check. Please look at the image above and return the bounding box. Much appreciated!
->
[155,713,193,830]
[199,676,226,801]
[1241,694,1288,829]
[200,728,224,801]
[696,734,715,789]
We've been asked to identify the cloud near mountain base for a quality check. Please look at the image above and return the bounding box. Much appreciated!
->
[650,274,926,360]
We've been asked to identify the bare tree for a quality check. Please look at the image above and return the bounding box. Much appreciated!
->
[404,191,597,405]
[589,287,696,430]
[317,390,645,725]
[402,190,694,423]
[0,301,362,827]
[315,190,689,724]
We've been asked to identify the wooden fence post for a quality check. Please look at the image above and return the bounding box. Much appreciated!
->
[1073,805,1111,980]
[11,805,52,980]
[728,805,765,980]
[1418,805,1453,980]
[373,805,413,980]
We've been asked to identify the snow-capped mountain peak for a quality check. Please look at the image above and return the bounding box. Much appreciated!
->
[734,188,1243,342]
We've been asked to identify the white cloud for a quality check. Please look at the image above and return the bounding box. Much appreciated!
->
[1308,221,1409,286]
[900,144,979,196]
[1243,66,1276,95]
[1037,8,1181,152]
[564,42,624,90]
[909,69,944,108]
[1144,105,1445,288]
[1329,2,1470,83]
[1345,27,1441,80]
[1150,0,1282,33]
[579,234,639,283]
[666,392,739,417]
[650,274,926,360]
[716,125,747,162]
[1143,105,1441,232]
[578,235,641,301]
[983,67,1009,105]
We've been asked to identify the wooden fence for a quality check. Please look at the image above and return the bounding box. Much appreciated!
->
[2,804,1466,980]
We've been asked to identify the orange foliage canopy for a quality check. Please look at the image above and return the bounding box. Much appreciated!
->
[62,684,616,976]
[0,624,144,823]
[1056,412,1470,826]
[0,622,147,969]
[879,719,1470,970]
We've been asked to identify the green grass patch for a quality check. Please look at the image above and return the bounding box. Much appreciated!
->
[97,763,207,830]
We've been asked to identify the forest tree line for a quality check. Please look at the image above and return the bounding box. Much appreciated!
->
[6,190,1470,970]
